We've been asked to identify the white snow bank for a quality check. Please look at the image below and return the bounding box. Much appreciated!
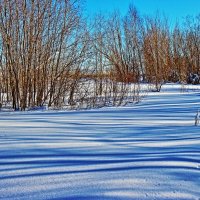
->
[0,84,200,200]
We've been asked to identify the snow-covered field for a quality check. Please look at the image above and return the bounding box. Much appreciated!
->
[0,84,200,200]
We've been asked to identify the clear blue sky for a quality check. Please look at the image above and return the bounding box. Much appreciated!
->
[85,0,200,25]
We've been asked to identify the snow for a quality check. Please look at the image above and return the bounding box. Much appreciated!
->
[0,83,200,200]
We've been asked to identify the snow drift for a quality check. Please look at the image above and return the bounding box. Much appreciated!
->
[0,84,200,200]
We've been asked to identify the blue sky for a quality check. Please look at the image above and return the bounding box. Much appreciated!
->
[85,0,200,25]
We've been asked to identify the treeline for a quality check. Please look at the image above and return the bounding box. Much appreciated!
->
[0,0,199,110]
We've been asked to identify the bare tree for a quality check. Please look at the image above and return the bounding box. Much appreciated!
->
[0,0,88,110]
[143,15,171,91]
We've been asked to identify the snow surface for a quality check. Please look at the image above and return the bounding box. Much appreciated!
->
[0,84,200,200]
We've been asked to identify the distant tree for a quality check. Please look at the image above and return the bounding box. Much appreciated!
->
[143,15,171,91]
